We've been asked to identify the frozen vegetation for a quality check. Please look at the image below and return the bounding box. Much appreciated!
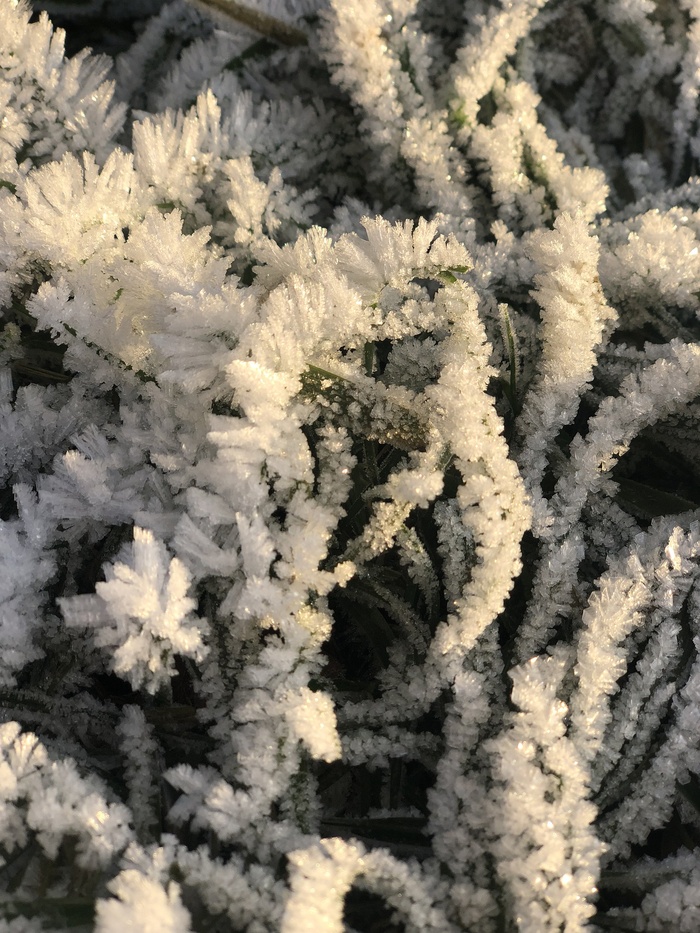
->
[1,0,700,929]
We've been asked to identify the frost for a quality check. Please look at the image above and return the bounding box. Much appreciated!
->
[96,871,192,933]
[60,526,208,693]
[1,0,700,929]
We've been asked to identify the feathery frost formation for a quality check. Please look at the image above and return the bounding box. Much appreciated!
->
[1,0,700,928]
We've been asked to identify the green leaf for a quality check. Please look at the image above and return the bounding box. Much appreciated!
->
[225,36,277,71]
[678,776,700,815]
[346,603,394,667]
[299,364,429,451]
[321,816,429,846]
[437,266,470,284]
[615,477,700,520]
[61,322,156,386]
[449,105,470,129]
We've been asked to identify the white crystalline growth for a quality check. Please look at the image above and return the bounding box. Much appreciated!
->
[59,526,208,694]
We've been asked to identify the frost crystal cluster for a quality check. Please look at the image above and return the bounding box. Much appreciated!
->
[2,0,700,929]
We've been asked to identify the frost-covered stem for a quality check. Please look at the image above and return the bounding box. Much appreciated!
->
[424,281,531,683]
[514,524,587,664]
[486,650,604,932]
[593,528,700,861]
[282,837,456,933]
[340,441,446,567]
[445,0,550,138]
[469,79,608,232]
[516,340,700,660]
[336,282,531,725]
[549,341,700,540]
[571,521,700,781]
[673,1,700,180]
[321,0,475,228]
[427,667,502,931]
[117,705,161,841]
[515,210,617,536]
[569,547,654,767]
[320,0,411,181]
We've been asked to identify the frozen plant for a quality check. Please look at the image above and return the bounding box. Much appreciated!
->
[1,0,700,929]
